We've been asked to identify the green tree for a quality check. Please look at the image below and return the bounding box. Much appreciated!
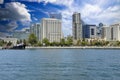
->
[50,41,60,46]
[17,40,20,44]
[0,40,4,46]
[23,39,28,45]
[76,39,81,46]
[102,41,109,46]
[19,39,22,43]
[81,41,88,46]
[66,36,73,46]
[60,38,65,46]
[28,33,38,46]
[37,41,42,46]
[42,38,50,46]
[93,41,102,46]
[7,41,12,46]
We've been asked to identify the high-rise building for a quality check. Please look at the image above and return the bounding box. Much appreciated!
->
[72,12,83,40]
[102,23,120,41]
[101,26,111,41]
[111,23,120,41]
[41,18,63,42]
[83,25,97,39]
[49,13,62,20]
[97,23,104,38]
[30,23,41,40]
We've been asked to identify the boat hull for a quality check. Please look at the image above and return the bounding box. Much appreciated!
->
[2,45,26,49]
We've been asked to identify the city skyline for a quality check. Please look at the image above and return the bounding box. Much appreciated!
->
[0,0,120,36]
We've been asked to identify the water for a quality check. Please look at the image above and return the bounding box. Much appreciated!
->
[0,49,120,80]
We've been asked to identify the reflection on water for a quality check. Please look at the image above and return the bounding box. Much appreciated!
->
[0,49,120,80]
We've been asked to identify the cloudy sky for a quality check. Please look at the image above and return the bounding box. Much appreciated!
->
[0,0,120,36]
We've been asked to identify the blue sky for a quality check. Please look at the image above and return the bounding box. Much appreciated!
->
[0,0,120,37]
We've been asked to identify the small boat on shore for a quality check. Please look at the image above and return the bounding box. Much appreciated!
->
[2,44,26,49]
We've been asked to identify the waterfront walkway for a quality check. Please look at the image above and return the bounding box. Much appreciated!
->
[26,46,120,49]
[1,46,120,49]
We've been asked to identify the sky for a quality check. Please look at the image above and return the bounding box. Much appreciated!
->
[0,0,120,37]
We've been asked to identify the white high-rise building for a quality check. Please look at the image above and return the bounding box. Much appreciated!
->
[72,12,82,40]
[30,23,41,40]
[102,23,120,41]
[102,26,111,41]
[41,18,62,42]
[111,23,120,41]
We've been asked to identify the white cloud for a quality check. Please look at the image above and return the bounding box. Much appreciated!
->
[94,5,120,24]
[5,2,31,21]
[22,0,74,7]
[0,2,31,33]
[0,21,18,32]
[33,17,38,21]
[81,4,102,18]
[0,32,9,37]
[106,5,120,12]
[21,27,30,31]
[0,2,31,21]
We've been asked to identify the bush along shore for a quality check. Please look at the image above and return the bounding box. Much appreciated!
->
[1,33,120,49]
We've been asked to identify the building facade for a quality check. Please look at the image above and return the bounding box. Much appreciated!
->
[72,12,83,40]
[102,23,120,41]
[0,38,18,45]
[97,23,104,38]
[111,23,120,41]
[41,18,62,42]
[83,25,97,39]
[30,23,41,40]
[101,26,111,41]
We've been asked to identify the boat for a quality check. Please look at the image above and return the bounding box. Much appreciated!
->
[2,43,26,49]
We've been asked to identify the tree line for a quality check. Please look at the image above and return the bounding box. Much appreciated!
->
[28,33,73,46]
[1,33,120,47]
[27,33,120,47]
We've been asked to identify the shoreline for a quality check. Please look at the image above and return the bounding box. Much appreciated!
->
[0,46,120,50]
[26,46,120,49]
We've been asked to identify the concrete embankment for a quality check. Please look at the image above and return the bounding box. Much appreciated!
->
[1,46,120,50]
[26,46,120,49]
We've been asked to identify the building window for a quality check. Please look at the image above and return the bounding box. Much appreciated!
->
[91,28,94,35]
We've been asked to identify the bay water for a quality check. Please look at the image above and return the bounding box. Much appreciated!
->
[0,49,120,80]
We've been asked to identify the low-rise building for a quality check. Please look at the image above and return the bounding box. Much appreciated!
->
[83,25,97,39]
[0,38,18,45]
